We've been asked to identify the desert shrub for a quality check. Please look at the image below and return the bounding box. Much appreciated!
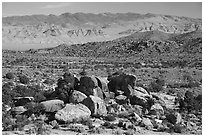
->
[19,75,29,84]
[34,92,46,103]
[104,114,116,121]
[15,115,30,131]
[13,85,35,97]
[2,105,15,131]
[5,72,15,79]
[2,83,14,106]
[148,77,165,92]
[24,102,45,116]
[43,78,55,85]
[26,120,51,135]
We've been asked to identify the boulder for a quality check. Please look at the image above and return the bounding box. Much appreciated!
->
[130,87,154,109]
[40,99,65,112]
[95,77,109,92]
[108,73,136,97]
[69,90,87,103]
[11,106,27,115]
[93,87,104,99]
[82,95,107,116]
[55,103,91,123]
[79,76,96,96]
[115,95,128,105]
[166,112,182,125]
[150,103,164,118]
[135,86,149,95]
[141,118,153,130]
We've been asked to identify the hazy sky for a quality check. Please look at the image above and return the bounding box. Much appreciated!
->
[2,2,202,18]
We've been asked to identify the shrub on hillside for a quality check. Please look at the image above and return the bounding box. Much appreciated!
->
[19,75,29,84]
[43,78,55,85]
[148,77,165,92]
[5,72,15,79]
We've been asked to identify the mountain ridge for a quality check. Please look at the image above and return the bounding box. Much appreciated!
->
[2,12,202,48]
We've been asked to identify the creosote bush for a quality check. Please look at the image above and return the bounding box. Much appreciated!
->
[6,72,15,79]
[19,75,30,84]
[148,77,165,92]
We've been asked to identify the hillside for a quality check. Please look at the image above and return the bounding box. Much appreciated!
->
[23,30,200,67]
[2,12,202,48]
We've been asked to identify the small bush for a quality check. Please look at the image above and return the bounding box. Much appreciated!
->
[19,75,29,84]
[43,79,55,85]
[148,77,165,92]
[5,72,15,79]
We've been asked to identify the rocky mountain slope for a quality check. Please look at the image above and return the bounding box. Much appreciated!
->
[29,30,201,61]
[2,12,202,46]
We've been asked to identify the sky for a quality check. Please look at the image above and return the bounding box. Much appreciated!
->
[2,2,202,19]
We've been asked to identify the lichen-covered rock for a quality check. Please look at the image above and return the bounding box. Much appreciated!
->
[55,103,91,123]
[82,95,107,116]
[40,99,64,112]
[69,90,87,104]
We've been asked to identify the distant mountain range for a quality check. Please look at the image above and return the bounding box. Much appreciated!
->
[2,12,202,46]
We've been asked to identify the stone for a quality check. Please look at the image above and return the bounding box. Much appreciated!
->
[55,103,91,123]
[130,87,154,109]
[115,95,128,105]
[133,112,142,122]
[150,103,164,118]
[49,120,59,129]
[135,86,149,95]
[69,90,87,104]
[141,118,153,130]
[40,99,64,112]
[82,95,107,116]
[130,95,148,107]
[11,106,27,115]
[166,112,182,125]
[103,91,115,99]
[93,87,104,99]
[132,105,143,116]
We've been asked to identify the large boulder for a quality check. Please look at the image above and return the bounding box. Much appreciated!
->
[55,103,91,123]
[82,95,107,116]
[78,76,96,96]
[108,73,136,97]
[69,90,87,104]
[130,85,154,109]
[40,99,65,112]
